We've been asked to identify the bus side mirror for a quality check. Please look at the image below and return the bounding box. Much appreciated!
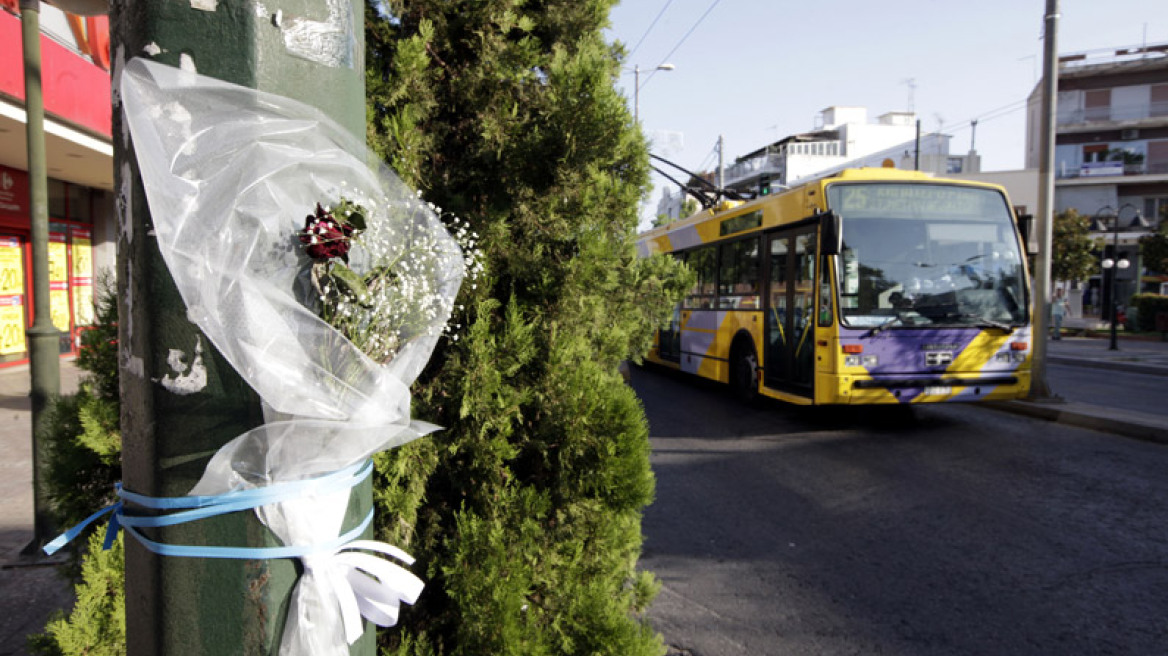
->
[821,211,841,255]
[1017,213,1037,255]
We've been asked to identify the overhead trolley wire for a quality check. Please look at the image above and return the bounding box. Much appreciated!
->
[638,0,724,92]
[626,0,676,61]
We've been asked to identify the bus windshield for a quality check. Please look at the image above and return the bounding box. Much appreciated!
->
[827,183,1028,330]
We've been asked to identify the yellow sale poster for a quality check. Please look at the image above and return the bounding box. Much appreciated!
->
[48,234,68,284]
[50,285,71,332]
[71,229,94,326]
[73,284,94,327]
[71,228,92,279]
[0,297,26,356]
[48,234,71,332]
[0,237,23,297]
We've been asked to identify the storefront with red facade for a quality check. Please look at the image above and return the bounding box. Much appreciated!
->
[1,4,113,368]
[0,164,102,367]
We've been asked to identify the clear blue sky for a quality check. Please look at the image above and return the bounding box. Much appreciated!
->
[605,0,1167,225]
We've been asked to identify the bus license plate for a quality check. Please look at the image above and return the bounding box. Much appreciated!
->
[924,386,951,396]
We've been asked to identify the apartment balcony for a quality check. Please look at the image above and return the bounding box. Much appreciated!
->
[1056,160,1168,180]
[1057,102,1168,130]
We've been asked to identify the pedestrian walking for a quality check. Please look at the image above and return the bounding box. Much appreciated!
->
[1051,288,1069,340]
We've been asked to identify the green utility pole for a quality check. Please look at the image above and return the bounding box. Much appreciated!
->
[19,0,61,557]
[1029,0,1059,401]
[111,2,369,653]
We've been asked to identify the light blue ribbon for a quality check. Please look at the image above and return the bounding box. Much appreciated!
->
[44,459,374,559]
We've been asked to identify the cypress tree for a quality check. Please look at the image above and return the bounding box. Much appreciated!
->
[365,1,690,653]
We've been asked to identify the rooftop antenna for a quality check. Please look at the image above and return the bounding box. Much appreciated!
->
[902,78,916,114]
[934,113,944,156]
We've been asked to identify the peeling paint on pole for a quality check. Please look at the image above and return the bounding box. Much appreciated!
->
[278,0,355,68]
[113,1,368,653]
[159,336,207,395]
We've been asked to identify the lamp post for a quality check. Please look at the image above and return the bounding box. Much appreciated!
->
[1091,203,1151,350]
[632,63,674,123]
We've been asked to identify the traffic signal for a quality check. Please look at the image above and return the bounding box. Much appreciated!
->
[759,174,772,196]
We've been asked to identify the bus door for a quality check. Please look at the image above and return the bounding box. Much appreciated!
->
[763,226,817,394]
[658,303,681,362]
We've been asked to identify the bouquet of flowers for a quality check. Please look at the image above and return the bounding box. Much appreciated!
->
[120,58,476,655]
[298,197,478,365]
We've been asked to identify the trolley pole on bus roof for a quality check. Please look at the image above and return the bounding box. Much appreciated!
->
[1028,0,1059,401]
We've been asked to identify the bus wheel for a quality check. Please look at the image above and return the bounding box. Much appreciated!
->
[731,345,759,404]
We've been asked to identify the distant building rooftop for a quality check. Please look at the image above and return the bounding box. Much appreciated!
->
[1058,42,1168,70]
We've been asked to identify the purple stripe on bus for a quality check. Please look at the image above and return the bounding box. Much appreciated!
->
[670,225,703,250]
[840,327,978,374]
[684,310,724,331]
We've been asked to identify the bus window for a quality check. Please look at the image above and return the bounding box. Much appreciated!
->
[684,246,717,309]
[717,238,760,309]
[827,183,1027,329]
[818,255,833,326]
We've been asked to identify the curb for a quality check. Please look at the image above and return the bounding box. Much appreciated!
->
[988,399,1168,445]
[1047,356,1168,378]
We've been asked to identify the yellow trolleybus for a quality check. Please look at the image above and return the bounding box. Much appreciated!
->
[637,168,1033,405]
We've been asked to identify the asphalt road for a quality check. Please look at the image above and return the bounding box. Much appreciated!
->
[1046,362,1165,416]
[632,365,1168,656]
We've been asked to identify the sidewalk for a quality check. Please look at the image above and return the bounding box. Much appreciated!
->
[0,340,1165,652]
[991,333,1168,444]
[0,359,82,655]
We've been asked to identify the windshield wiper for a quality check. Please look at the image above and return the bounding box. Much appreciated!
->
[953,313,1015,333]
[976,319,1015,333]
[868,315,905,336]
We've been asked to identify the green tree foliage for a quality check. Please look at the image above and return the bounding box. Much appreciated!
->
[42,275,121,534]
[366,1,689,653]
[28,531,125,656]
[29,276,126,654]
[1139,216,1168,275]
[1051,209,1101,283]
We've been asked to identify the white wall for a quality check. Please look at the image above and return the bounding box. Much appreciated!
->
[842,122,917,160]
[1056,185,1117,214]
[1111,85,1149,122]
[950,169,1039,214]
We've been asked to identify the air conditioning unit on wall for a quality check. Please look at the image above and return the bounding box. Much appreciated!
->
[1120,128,1140,140]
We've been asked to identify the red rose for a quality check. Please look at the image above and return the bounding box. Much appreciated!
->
[300,203,355,260]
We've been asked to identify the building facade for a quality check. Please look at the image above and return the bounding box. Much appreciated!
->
[0,2,114,367]
[1024,43,1168,311]
[657,105,980,222]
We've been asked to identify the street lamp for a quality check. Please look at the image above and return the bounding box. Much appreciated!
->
[1090,203,1151,350]
[632,63,674,123]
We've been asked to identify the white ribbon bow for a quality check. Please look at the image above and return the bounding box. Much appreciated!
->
[303,540,426,645]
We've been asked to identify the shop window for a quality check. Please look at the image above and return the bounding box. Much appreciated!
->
[48,179,67,219]
[67,184,93,222]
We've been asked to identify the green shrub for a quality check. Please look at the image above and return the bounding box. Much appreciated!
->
[366,2,690,653]
[1133,293,1168,332]
[27,530,125,656]
[29,275,126,654]
[42,273,120,538]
